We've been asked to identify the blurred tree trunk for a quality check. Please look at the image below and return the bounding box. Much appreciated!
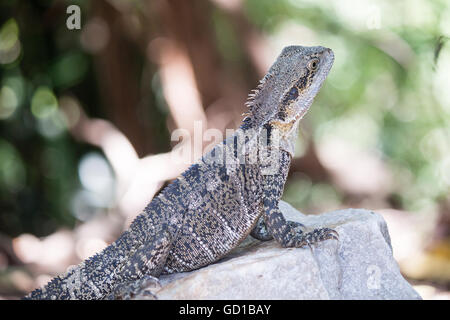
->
[161,0,222,108]
[91,0,155,157]
[148,0,260,129]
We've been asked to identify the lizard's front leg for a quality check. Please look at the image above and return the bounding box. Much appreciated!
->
[250,215,273,241]
[105,228,172,300]
[262,160,338,248]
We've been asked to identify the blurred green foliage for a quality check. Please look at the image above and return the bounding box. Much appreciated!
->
[0,0,94,236]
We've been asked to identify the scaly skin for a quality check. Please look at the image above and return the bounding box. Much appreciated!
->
[25,45,336,300]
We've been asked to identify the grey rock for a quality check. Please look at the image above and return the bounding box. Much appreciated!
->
[152,201,421,300]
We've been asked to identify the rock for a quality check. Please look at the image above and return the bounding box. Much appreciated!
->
[153,201,421,300]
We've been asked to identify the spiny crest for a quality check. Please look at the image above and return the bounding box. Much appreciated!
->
[243,73,272,119]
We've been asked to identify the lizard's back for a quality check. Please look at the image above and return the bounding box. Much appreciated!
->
[160,138,265,273]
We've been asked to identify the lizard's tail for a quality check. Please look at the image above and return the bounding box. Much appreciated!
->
[23,232,131,300]
[23,249,114,300]
[23,274,68,300]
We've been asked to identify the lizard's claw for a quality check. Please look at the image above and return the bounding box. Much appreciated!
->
[140,275,162,290]
[316,228,339,241]
[132,275,162,300]
[314,227,339,241]
[295,227,339,248]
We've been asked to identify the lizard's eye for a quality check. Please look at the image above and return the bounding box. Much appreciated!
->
[307,58,320,71]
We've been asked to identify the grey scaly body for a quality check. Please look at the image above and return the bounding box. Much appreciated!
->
[25,45,336,300]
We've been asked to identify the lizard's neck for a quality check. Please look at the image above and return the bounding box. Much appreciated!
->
[239,116,299,159]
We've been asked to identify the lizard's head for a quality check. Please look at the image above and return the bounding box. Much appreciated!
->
[245,45,334,153]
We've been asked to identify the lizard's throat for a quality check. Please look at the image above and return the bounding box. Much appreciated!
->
[268,117,301,157]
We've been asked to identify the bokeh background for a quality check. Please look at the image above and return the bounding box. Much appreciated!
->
[0,0,449,299]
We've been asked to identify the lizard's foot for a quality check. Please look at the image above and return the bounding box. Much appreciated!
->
[106,275,162,300]
[283,227,338,248]
[297,227,339,249]
[251,219,307,241]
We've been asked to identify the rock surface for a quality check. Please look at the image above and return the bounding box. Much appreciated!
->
[153,201,421,299]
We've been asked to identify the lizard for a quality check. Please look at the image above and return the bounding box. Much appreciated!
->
[24,45,336,300]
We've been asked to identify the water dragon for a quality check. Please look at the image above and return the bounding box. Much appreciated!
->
[25,45,336,299]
